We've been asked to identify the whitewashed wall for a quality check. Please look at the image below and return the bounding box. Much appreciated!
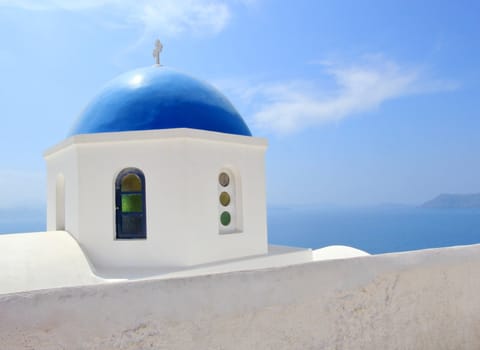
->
[1,243,480,349]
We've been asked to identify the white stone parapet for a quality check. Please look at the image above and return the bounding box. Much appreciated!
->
[1,243,479,349]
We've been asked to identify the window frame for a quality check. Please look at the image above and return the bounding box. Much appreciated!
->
[115,168,147,240]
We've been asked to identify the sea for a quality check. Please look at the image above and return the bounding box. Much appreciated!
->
[267,206,480,254]
[1,206,479,254]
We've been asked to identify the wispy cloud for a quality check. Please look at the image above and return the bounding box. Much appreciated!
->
[220,56,457,134]
[0,0,234,36]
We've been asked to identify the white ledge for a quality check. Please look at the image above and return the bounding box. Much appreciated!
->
[44,128,268,157]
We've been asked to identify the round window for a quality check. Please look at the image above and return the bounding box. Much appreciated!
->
[220,211,231,226]
[219,192,231,206]
[219,172,230,187]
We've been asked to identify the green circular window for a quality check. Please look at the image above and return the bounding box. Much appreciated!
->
[220,211,231,226]
[219,192,231,206]
[219,172,230,187]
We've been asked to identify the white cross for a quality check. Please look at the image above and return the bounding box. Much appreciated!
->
[153,39,163,65]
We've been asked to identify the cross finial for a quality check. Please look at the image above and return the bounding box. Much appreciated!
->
[152,39,163,66]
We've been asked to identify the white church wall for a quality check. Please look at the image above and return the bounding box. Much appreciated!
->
[45,129,268,269]
[75,136,188,268]
[1,243,479,349]
[180,136,268,265]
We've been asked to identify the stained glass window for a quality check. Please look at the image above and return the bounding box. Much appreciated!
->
[219,192,231,206]
[121,174,142,192]
[121,194,143,213]
[220,211,231,226]
[115,168,146,239]
[219,172,230,187]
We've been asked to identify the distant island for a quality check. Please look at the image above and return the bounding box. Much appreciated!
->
[421,193,480,209]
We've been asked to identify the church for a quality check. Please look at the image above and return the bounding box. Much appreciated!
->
[45,63,271,270]
[0,42,478,350]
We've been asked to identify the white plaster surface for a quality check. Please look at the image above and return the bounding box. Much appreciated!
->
[313,245,370,261]
[0,231,101,294]
[1,243,480,349]
[0,231,312,294]
[157,244,312,280]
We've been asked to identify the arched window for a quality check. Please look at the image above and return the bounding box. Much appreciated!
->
[115,168,146,239]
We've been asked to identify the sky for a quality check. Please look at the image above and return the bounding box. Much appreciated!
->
[0,0,479,210]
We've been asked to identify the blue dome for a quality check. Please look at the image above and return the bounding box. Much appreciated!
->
[69,66,251,137]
